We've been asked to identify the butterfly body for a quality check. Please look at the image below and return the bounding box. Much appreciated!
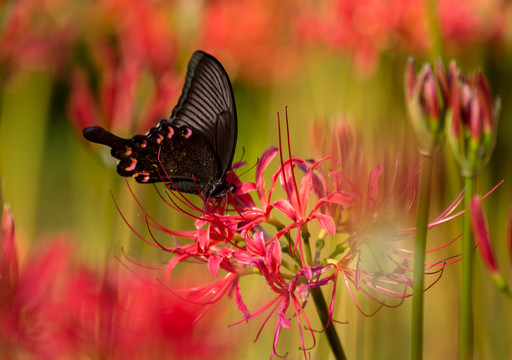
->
[83,51,237,198]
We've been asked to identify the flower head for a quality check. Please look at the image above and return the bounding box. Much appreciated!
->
[123,115,462,357]
[445,64,501,177]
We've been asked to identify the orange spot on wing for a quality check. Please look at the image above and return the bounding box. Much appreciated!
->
[126,158,137,171]
[134,172,150,183]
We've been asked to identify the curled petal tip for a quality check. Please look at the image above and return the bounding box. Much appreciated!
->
[470,195,499,275]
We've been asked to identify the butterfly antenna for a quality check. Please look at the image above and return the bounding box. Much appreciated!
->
[236,155,259,179]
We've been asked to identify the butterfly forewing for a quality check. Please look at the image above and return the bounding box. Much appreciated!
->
[170,51,237,176]
[82,50,237,198]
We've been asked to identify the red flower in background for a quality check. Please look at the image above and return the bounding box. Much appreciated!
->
[297,0,506,74]
[1,0,507,84]
[200,0,301,84]
[0,0,181,136]
[0,0,79,73]
[438,0,505,48]
[67,0,180,136]
[0,205,238,359]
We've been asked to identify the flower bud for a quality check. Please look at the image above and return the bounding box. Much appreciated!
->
[405,57,445,155]
[445,67,500,177]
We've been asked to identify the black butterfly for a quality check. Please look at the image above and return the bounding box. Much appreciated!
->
[83,50,237,198]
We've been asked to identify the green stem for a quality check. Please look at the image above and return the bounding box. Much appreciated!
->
[459,176,475,359]
[301,224,314,266]
[311,286,347,360]
[303,227,344,358]
[423,0,443,59]
[411,154,433,360]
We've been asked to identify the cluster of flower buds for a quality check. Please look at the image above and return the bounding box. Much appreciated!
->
[405,57,500,176]
[444,66,501,177]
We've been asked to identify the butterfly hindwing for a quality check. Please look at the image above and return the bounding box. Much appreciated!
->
[83,121,220,193]
[82,50,237,198]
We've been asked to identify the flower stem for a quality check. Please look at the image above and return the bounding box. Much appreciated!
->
[301,224,314,266]
[311,286,347,360]
[423,0,443,59]
[459,175,475,359]
[411,154,433,360]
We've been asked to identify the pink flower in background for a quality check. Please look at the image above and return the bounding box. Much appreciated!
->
[310,121,461,308]
[0,205,237,359]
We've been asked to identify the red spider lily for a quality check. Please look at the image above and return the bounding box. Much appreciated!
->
[67,52,179,138]
[1,0,180,135]
[312,120,467,307]
[0,0,79,74]
[65,0,179,136]
[118,114,465,357]
[437,0,505,48]
[297,0,506,74]
[199,0,301,84]
[0,205,237,359]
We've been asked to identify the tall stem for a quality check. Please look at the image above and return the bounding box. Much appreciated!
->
[311,287,347,360]
[411,154,433,359]
[303,227,345,359]
[459,176,475,359]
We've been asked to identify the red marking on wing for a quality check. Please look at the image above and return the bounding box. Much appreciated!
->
[126,158,137,171]
[134,172,150,182]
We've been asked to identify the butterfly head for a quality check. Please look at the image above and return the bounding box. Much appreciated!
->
[203,180,237,199]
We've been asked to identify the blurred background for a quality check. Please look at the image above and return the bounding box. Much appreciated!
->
[1,0,511,359]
